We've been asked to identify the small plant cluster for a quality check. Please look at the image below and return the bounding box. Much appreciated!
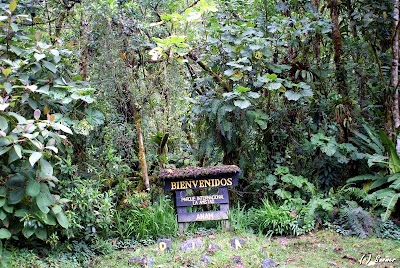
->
[114,195,178,241]
[330,201,400,240]
[230,163,400,238]
[237,166,335,236]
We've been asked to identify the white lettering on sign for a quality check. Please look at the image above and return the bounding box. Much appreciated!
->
[171,178,233,190]
[195,213,214,221]
[181,194,225,205]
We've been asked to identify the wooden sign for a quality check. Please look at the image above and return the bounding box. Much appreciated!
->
[175,187,229,206]
[177,204,229,222]
[159,165,240,232]
[164,177,238,191]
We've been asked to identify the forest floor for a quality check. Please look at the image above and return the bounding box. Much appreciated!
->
[93,229,399,268]
[8,229,400,267]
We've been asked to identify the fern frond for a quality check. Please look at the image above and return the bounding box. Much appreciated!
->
[363,124,385,154]
[381,192,400,221]
[347,174,380,183]
[388,173,400,190]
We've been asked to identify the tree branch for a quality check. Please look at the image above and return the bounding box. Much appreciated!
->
[187,53,230,92]
[179,0,201,14]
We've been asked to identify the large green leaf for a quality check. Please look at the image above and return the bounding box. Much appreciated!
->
[43,61,57,73]
[42,212,56,226]
[0,228,11,239]
[51,205,62,214]
[52,123,73,134]
[39,158,53,177]
[236,86,250,93]
[85,108,104,127]
[5,174,25,187]
[7,112,27,124]
[267,82,282,90]
[0,209,6,221]
[40,183,55,206]
[379,130,400,173]
[274,189,292,199]
[347,174,380,183]
[321,142,336,156]
[3,203,13,213]
[36,194,50,214]
[14,209,29,218]
[381,192,400,221]
[255,119,268,130]
[29,152,42,167]
[8,188,25,204]
[389,175,400,190]
[34,53,46,61]
[8,146,22,164]
[26,180,40,197]
[363,125,385,153]
[22,226,35,238]
[369,176,389,191]
[0,198,5,207]
[0,147,11,156]
[13,145,22,158]
[233,99,251,109]
[0,116,7,131]
[55,211,69,229]
[34,228,47,240]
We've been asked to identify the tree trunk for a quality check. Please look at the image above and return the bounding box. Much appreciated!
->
[78,10,89,80]
[312,0,321,66]
[345,0,357,39]
[330,0,346,96]
[133,105,150,190]
[392,0,400,152]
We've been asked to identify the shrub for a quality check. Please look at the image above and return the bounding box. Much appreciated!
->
[331,201,374,238]
[331,201,400,240]
[60,177,116,239]
[114,195,177,241]
[249,199,314,236]
[0,1,98,253]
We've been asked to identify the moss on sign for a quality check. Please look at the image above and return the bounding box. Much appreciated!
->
[158,165,240,180]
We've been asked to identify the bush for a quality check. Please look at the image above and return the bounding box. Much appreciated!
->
[61,177,116,239]
[331,201,400,239]
[114,195,177,241]
[248,199,314,236]
[0,2,99,251]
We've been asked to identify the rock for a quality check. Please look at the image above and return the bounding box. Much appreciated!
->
[230,238,246,249]
[128,256,154,267]
[200,255,212,263]
[181,238,203,252]
[205,243,222,254]
[261,258,276,268]
[157,238,172,253]
[230,255,242,264]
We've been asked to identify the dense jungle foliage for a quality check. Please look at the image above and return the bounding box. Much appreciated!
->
[0,0,400,264]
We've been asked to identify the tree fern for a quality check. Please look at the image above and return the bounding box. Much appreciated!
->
[333,202,374,238]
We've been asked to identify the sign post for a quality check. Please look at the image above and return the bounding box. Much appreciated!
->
[159,165,240,232]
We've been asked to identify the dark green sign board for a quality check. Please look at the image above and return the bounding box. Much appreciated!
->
[159,166,240,232]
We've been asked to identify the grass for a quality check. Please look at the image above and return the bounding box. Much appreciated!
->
[11,229,398,268]
[94,229,399,268]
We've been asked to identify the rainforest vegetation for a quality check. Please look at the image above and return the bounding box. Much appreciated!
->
[0,0,399,266]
